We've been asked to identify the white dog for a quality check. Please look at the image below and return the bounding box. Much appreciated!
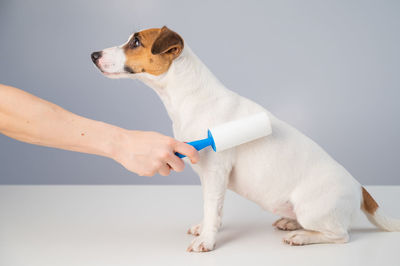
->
[91,26,400,252]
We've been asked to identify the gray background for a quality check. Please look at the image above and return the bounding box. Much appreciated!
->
[0,0,399,185]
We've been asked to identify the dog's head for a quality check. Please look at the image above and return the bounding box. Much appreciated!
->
[91,26,184,79]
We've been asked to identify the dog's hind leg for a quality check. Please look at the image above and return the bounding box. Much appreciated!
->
[187,165,230,252]
[282,208,351,245]
[282,188,357,245]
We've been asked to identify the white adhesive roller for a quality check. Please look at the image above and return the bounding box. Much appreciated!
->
[209,112,272,152]
[176,112,272,158]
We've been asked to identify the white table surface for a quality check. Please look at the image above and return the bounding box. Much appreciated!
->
[0,185,399,266]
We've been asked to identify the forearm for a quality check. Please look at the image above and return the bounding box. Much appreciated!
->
[0,84,121,158]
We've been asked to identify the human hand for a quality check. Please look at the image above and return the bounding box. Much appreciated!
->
[110,130,199,176]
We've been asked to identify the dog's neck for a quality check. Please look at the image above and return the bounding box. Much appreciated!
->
[136,46,231,124]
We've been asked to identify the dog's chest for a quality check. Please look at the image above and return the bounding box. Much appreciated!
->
[172,118,210,142]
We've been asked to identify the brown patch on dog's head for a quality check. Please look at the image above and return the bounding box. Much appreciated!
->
[123,26,184,76]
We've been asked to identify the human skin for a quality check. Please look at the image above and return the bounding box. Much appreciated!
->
[0,84,199,176]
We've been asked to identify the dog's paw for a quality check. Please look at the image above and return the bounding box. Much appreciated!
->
[273,218,302,231]
[187,223,202,236]
[283,230,314,246]
[186,234,216,252]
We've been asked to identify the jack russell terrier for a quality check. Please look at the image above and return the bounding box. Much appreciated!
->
[91,26,400,252]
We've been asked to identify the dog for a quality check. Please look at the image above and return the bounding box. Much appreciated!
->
[91,26,400,252]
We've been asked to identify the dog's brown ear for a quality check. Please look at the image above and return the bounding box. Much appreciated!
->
[151,26,184,58]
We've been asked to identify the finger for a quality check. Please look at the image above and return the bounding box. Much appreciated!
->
[166,153,185,172]
[158,164,171,176]
[174,141,200,163]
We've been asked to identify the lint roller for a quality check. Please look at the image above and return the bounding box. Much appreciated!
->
[176,112,272,158]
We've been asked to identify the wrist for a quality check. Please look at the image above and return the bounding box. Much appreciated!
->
[106,126,139,161]
[93,122,125,159]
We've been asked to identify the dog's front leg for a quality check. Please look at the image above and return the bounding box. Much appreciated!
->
[187,167,229,252]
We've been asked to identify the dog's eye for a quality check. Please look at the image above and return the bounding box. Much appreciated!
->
[130,37,141,49]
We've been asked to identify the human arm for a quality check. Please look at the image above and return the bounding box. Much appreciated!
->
[0,84,199,176]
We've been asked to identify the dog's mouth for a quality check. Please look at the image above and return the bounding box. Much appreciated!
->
[93,63,118,76]
[93,63,127,77]
[96,66,134,79]
[100,69,135,78]
[123,66,135,74]
[98,66,135,78]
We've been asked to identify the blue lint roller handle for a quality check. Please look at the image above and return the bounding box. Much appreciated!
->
[175,130,216,158]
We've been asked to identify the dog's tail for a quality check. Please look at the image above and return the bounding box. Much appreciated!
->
[361,186,400,231]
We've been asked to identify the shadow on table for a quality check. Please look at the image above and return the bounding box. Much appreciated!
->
[217,221,275,246]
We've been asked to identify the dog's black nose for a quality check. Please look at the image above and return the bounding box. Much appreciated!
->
[91,51,102,62]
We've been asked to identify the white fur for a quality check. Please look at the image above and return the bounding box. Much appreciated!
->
[96,45,131,79]
[96,41,398,251]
